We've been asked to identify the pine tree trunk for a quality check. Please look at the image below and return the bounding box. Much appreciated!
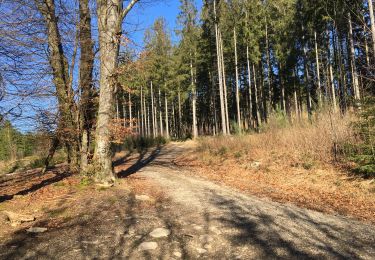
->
[122,95,126,127]
[368,0,375,57]
[140,86,144,136]
[246,45,253,128]
[116,96,119,120]
[151,81,156,137]
[178,88,183,137]
[165,94,170,139]
[234,26,241,131]
[172,100,175,138]
[314,31,322,106]
[219,31,230,134]
[191,59,198,139]
[159,88,163,136]
[293,70,299,120]
[280,64,286,112]
[129,92,133,130]
[326,28,337,113]
[348,13,361,107]
[147,102,150,137]
[364,23,371,67]
[252,64,261,128]
[265,20,272,110]
[213,0,227,135]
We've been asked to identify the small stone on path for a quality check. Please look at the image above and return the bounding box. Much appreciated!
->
[149,228,170,238]
[138,241,158,251]
[192,224,203,230]
[196,248,207,254]
[173,251,182,258]
[135,195,151,201]
[204,244,212,250]
[209,226,222,235]
[251,161,261,168]
[26,227,47,233]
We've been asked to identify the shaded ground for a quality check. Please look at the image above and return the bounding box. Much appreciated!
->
[0,142,374,259]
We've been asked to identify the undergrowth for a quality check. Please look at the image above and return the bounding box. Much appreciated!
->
[197,111,370,176]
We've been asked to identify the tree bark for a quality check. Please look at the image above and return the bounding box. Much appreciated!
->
[314,31,322,106]
[36,0,79,168]
[213,0,227,135]
[94,0,139,182]
[219,30,229,134]
[178,87,182,137]
[252,64,261,128]
[159,87,163,136]
[368,0,375,57]
[234,26,241,131]
[246,45,253,128]
[327,28,338,113]
[348,13,361,107]
[190,58,198,139]
[129,92,133,130]
[78,0,95,172]
[150,81,156,137]
[165,94,170,139]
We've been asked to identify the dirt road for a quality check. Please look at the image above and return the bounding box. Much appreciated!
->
[1,142,374,259]
[135,142,375,259]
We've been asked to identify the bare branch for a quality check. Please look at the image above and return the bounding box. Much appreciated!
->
[121,0,139,21]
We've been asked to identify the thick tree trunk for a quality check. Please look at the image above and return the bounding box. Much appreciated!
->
[78,0,94,172]
[36,0,79,169]
[94,0,139,183]
[95,0,121,182]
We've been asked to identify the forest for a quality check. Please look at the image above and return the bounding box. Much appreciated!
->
[0,0,374,259]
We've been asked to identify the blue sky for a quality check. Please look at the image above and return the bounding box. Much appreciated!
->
[126,0,203,47]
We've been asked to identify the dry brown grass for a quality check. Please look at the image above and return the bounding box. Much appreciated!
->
[198,112,355,165]
[176,112,375,223]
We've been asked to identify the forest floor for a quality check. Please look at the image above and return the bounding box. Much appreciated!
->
[0,141,374,259]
